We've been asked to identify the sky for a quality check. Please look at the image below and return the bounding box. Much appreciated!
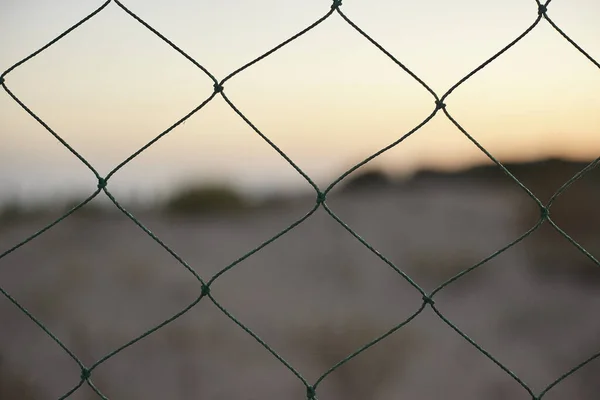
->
[1,0,599,204]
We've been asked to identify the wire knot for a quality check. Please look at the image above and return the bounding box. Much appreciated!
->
[306,386,316,399]
[435,100,446,110]
[540,206,550,220]
[422,295,435,306]
[538,4,547,15]
[80,368,91,380]
[316,191,327,204]
[201,284,211,297]
[331,0,342,9]
[97,177,107,189]
[213,83,224,93]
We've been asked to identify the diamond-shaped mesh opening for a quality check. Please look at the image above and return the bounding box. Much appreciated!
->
[1,1,599,399]
[386,313,534,400]
[0,294,84,399]
[338,0,539,92]
[222,15,433,182]
[3,8,215,172]
[433,243,600,392]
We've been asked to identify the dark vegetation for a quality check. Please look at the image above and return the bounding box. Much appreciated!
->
[0,202,48,227]
[338,168,393,193]
[0,197,112,229]
[338,157,599,195]
[163,184,250,216]
[409,158,599,190]
[0,202,29,225]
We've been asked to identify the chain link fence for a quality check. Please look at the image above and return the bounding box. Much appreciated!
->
[1,1,599,399]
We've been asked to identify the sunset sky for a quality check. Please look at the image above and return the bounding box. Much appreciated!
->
[1,0,599,204]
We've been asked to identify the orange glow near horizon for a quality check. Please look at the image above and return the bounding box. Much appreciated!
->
[1,0,599,201]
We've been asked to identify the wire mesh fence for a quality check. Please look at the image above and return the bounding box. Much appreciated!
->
[1,0,599,399]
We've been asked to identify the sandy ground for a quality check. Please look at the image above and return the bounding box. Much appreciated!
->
[1,182,599,399]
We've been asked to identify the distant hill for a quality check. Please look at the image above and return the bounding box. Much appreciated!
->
[409,157,600,198]
[340,157,599,196]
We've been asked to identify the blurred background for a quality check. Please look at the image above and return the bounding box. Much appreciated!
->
[1,0,600,399]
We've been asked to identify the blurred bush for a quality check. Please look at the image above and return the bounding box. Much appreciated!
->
[163,184,249,216]
[339,167,393,193]
[0,202,46,227]
[0,196,110,226]
[0,202,26,224]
